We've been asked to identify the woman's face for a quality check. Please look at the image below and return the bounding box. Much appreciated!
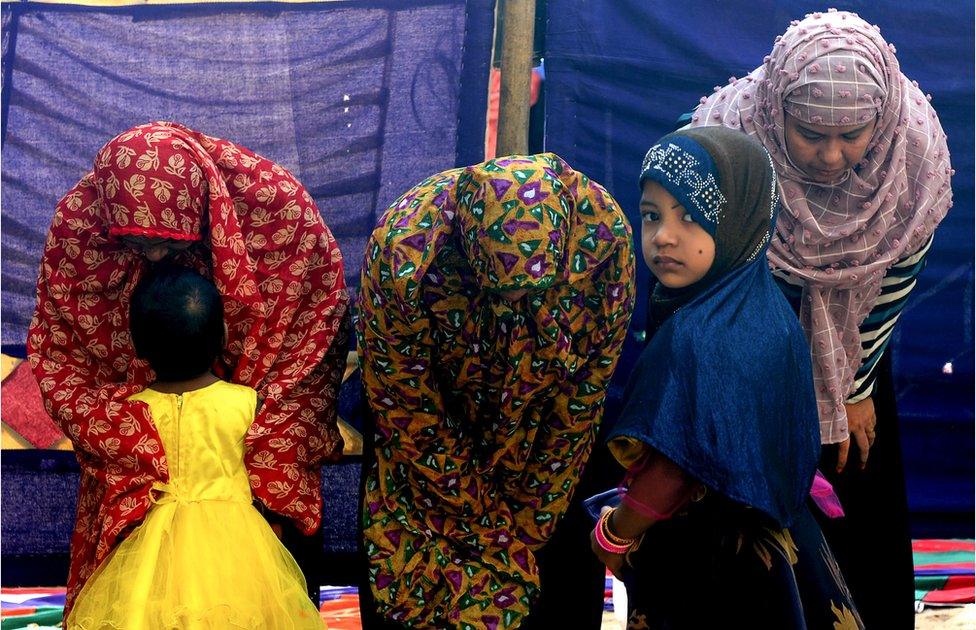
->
[118,236,194,262]
[639,181,715,289]
[784,113,877,183]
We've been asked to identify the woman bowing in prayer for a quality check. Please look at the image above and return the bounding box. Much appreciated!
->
[357,153,634,629]
[27,121,349,617]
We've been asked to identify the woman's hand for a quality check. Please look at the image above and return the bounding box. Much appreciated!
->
[590,507,628,580]
[836,397,877,472]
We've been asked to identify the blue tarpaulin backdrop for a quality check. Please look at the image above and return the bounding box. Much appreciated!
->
[1,0,493,346]
[543,0,974,535]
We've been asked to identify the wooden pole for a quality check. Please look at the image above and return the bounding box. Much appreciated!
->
[496,0,536,157]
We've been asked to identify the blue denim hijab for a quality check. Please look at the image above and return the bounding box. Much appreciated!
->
[609,127,820,528]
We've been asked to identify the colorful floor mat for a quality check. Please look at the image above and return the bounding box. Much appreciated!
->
[1,588,65,629]
[319,586,361,630]
[2,544,971,626]
[914,539,975,608]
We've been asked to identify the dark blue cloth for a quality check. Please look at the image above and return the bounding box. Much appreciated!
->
[610,255,820,528]
[622,502,863,629]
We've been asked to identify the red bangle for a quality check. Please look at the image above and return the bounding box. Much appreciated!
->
[594,508,633,554]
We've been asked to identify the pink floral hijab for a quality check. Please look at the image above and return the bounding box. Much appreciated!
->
[690,9,953,443]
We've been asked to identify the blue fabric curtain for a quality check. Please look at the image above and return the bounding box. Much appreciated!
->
[1,0,494,348]
[543,0,974,534]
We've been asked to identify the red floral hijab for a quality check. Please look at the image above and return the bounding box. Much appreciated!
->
[27,122,349,611]
[95,125,208,241]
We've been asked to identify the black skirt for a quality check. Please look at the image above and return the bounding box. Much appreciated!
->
[620,497,863,630]
[814,350,916,629]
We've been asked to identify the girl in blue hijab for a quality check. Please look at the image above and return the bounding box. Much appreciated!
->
[590,127,863,629]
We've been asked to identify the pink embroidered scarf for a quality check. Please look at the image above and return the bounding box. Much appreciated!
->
[690,9,953,443]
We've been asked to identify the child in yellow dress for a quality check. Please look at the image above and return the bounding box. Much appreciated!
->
[67,265,324,629]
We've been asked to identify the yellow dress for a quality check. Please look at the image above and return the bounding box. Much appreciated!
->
[66,381,324,629]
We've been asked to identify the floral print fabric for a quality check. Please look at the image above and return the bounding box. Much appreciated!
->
[27,122,349,613]
[357,153,635,628]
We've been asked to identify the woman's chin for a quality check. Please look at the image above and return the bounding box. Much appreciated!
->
[805,168,849,185]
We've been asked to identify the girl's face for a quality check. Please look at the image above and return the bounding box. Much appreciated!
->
[784,113,876,183]
[640,181,715,289]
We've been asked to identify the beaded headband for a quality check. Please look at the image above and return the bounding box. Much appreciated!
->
[640,136,725,236]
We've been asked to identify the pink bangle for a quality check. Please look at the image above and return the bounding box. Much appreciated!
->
[594,509,633,554]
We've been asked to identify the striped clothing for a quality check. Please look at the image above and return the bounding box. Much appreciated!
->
[774,235,933,404]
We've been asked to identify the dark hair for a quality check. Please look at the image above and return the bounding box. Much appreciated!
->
[129,264,224,382]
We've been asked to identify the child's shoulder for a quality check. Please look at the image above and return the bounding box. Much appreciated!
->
[210,380,258,396]
[127,387,155,404]
[126,380,257,403]
[200,381,259,410]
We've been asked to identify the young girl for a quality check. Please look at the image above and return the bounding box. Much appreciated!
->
[66,266,323,629]
[590,127,862,628]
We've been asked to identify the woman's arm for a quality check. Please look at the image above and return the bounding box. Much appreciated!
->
[27,178,164,475]
[772,235,933,470]
[846,235,932,404]
[838,235,933,470]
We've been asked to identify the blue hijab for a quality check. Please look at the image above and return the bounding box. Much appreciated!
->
[609,127,820,528]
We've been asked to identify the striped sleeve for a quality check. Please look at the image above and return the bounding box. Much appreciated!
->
[772,235,933,403]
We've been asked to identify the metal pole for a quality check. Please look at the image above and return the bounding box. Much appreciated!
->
[495,0,536,157]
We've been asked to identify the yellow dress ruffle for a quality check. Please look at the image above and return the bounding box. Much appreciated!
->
[66,381,324,629]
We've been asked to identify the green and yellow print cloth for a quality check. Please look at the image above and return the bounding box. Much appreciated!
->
[357,153,635,628]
